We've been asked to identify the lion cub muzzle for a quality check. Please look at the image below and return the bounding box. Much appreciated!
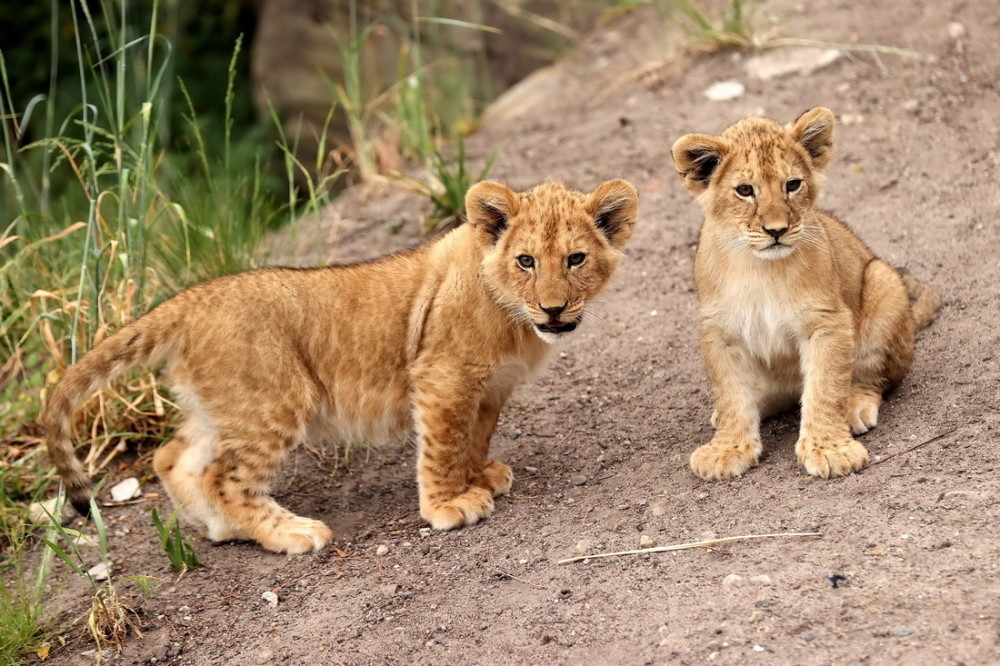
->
[534,302,578,335]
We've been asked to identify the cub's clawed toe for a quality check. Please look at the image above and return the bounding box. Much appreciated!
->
[421,487,495,530]
[796,435,869,478]
[256,516,333,554]
[690,437,761,480]
[472,460,515,497]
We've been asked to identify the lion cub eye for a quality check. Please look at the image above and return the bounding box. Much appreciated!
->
[516,255,535,270]
[786,179,802,193]
[567,252,587,268]
[735,184,754,197]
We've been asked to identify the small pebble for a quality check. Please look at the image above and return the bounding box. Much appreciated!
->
[891,626,915,637]
[902,99,921,115]
[722,574,744,587]
[375,544,389,557]
[110,477,141,503]
[703,80,745,101]
[574,539,594,555]
[570,475,587,486]
[524,466,539,474]
[381,584,399,597]
[28,498,71,526]
[753,645,765,652]
[87,561,111,582]
[256,649,274,664]
[419,528,431,538]
[650,501,668,517]
[750,574,772,585]
[261,591,279,608]
[947,22,966,39]
[639,535,655,548]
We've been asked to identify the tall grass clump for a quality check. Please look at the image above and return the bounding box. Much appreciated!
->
[41,499,154,662]
[324,2,501,190]
[0,2,288,474]
[0,513,55,664]
[670,0,759,51]
[1,1,320,654]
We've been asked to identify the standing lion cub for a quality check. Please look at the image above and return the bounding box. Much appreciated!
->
[44,179,639,553]
[671,108,938,480]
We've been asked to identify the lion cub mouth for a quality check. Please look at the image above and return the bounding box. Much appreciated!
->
[754,241,795,260]
[536,320,579,335]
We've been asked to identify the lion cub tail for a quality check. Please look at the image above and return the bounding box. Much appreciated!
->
[902,273,941,331]
[43,310,179,516]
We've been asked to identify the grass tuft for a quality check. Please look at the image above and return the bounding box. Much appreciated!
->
[390,135,500,233]
[151,507,201,573]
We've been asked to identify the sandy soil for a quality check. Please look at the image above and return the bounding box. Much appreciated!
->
[41,1,1000,664]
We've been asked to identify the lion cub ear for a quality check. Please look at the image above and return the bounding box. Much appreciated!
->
[466,181,520,243]
[789,107,835,171]
[671,134,728,195]
[585,179,639,249]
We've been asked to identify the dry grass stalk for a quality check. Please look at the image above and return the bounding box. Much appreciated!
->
[87,584,143,661]
[557,531,822,565]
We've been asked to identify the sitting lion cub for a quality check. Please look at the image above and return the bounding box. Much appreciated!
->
[44,179,639,553]
[671,108,938,480]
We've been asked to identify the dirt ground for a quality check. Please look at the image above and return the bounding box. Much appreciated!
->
[40,1,1000,664]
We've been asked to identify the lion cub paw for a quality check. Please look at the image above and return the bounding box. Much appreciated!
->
[796,435,869,478]
[256,516,333,555]
[690,436,761,480]
[472,460,514,497]
[848,390,881,435]
[421,487,495,530]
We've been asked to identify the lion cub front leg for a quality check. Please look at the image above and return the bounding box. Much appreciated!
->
[691,323,763,480]
[468,400,514,497]
[796,310,869,478]
[413,369,497,530]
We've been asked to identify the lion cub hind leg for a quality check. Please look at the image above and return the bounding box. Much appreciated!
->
[850,259,917,434]
[848,385,883,435]
[152,428,249,542]
[201,432,332,555]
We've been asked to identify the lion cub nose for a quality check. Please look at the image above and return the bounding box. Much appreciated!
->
[541,303,567,318]
[764,226,788,239]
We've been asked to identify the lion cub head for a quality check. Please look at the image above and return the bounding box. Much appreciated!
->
[465,179,639,343]
[671,107,835,260]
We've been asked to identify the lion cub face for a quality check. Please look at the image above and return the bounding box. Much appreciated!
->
[465,180,639,343]
[672,107,835,261]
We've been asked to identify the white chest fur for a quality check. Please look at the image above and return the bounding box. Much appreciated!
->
[704,273,802,363]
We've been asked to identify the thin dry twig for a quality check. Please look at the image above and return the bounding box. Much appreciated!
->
[866,427,959,467]
[557,531,822,565]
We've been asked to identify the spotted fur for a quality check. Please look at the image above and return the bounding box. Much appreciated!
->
[43,179,638,553]
[671,108,938,480]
